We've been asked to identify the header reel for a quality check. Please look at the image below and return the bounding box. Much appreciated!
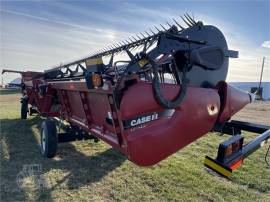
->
[43,13,238,108]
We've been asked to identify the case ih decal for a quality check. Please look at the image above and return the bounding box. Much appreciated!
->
[123,109,175,128]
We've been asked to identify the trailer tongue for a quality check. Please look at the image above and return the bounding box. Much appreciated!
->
[2,14,269,178]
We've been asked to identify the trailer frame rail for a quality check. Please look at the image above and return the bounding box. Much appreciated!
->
[205,120,270,178]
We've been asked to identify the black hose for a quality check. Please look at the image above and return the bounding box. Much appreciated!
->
[145,53,188,109]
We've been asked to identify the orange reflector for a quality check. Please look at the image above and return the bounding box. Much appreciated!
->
[230,159,243,170]
[230,159,243,171]
[92,74,102,87]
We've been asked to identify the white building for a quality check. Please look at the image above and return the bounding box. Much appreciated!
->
[229,82,270,100]
[7,77,21,88]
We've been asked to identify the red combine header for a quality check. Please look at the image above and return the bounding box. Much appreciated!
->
[2,14,269,178]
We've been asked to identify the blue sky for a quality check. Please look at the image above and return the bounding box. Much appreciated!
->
[0,0,269,83]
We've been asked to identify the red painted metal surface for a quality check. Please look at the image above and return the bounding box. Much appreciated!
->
[120,82,220,166]
[216,81,251,124]
[20,72,59,117]
[19,71,253,166]
[49,81,125,152]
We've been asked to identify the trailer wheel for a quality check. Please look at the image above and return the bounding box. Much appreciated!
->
[40,119,58,158]
[21,100,28,119]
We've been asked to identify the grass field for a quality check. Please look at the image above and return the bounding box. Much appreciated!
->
[0,89,270,201]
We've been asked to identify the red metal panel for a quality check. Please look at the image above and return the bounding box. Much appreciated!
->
[67,91,88,125]
[23,77,59,117]
[120,82,220,166]
[49,81,113,94]
[86,93,115,133]
[51,82,121,150]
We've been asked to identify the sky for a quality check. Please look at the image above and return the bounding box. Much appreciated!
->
[0,0,269,83]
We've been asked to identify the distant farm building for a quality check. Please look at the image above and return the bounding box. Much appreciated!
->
[229,82,270,100]
[7,78,21,88]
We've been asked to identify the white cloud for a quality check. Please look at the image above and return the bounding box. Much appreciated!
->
[0,4,269,84]
[262,40,270,49]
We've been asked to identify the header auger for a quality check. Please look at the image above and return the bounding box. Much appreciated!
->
[2,13,269,179]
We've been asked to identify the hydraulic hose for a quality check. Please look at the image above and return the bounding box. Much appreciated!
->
[144,52,189,109]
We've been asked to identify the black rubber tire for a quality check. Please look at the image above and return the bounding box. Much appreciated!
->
[29,107,38,116]
[21,100,28,119]
[40,119,58,158]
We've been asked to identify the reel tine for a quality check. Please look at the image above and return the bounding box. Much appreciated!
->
[129,37,135,43]
[132,36,138,42]
[186,13,196,24]
[99,49,104,53]
[150,28,156,35]
[192,13,196,22]
[172,18,185,30]
[112,44,118,49]
[125,39,131,45]
[166,21,172,28]
[160,24,167,31]
[109,45,114,50]
[145,31,151,37]
[111,45,118,52]
[154,25,161,32]
[117,42,123,47]
[104,47,110,54]
[184,13,195,25]
[140,32,146,38]
[136,34,142,40]
[180,15,192,27]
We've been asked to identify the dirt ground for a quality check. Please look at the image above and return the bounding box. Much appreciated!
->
[233,101,270,125]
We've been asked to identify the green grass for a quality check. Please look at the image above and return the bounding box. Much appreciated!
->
[0,92,269,201]
[0,88,21,95]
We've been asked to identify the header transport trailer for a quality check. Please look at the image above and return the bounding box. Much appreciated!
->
[2,14,269,178]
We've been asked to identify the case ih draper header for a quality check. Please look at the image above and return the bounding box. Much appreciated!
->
[2,14,269,178]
